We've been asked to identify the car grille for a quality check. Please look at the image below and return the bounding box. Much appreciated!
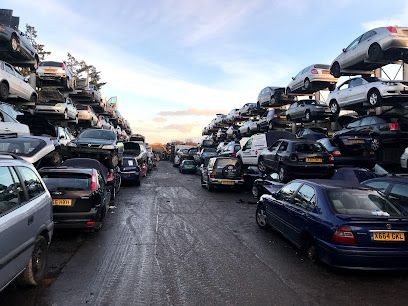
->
[79,144,102,148]
[400,91,408,94]
[0,133,17,139]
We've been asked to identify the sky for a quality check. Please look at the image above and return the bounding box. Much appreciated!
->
[3,0,408,143]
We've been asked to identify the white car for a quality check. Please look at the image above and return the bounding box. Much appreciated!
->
[286,64,337,94]
[36,60,76,90]
[236,134,268,166]
[0,60,37,102]
[238,120,258,136]
[327,76,408,114]
[0,106,30,137]
[401,147,408,168]
[226,108,240,123]
[35,97,78,122]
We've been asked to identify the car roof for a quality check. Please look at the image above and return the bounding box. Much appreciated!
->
[0,154,35,167]
[294,179,370,190]
[279,139,318,143]
[362,176,408,184]
[38,167,94,175]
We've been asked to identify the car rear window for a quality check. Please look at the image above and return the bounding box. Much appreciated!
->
[328,189,404,217]
[314,64,330,69]
[215,158,240,168]
[75,104,89,110]
[39,61,62,67]
[204,148,216,153]
[0,138,46,156]
[123,158,137,167]
[295,142,325,153]
[42,173,91,191]
[79,129,116,141]
[183,160,195,165]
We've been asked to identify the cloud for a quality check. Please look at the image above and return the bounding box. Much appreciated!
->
[153,116,167,122]
[162,123,197,133]
[157,108,225,117]
[362,3,408,30]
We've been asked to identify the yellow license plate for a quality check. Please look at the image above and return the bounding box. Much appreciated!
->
[52,199,72,206]
[279,116,287,119]
[348,139,364,144]
[306,158,322,163]
[44,69,57,72]
[373,232,405,241]
[322,70,330,74]
[221,181,235,185]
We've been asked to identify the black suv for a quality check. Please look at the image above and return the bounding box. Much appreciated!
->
[332,115,408,152]
[258,139,334,182]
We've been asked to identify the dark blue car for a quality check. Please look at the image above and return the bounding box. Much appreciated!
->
[120,156,141,186]
[256,179,408,270]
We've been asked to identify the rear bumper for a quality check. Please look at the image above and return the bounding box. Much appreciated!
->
[318,239,408,270]
[209,178,245,186]
[284,163,334,177]
[53,209,99,229]
[121,171,140,181]
[334,156,376,168]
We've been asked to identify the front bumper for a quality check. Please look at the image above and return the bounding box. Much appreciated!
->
[35,105,65,115]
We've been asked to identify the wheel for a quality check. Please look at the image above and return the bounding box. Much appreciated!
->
[329,100,340,115]
[304,78,311,90]
[330,62,341,78]
[207,180,214,192]
[252,185,260,198]
[0,82,9,100]
[268,122,273,130]
[328,83,336,91]
[367,89,382,107]
[305,240,319,263]
[305,110,311,122]
[371,136,381,152]
[10,34,20,52]
[109,153,119,168]
[258,158,267,173]
[18,236,47,286]
[63,110,68,120]
[256,205,270,229]
[30,94,37,103]
[368,43,383,61]
[110,186,116,203]
[278,165,289,183]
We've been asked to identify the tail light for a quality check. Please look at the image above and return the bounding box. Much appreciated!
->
[311,68,319,74]
[387,26,397,33]
[369,150,375,155]
[61,62,65,70]
[332,226,356,245]
[91,170,97,191]
[273,114,278,118]
[231,152,237,157]
[289,153,298,162]
[86,221,95,227]
[389,122,400,131]
[87,106,91,112]
[107,171,114,182]
[329,154,334,162]
[332,150,342,157]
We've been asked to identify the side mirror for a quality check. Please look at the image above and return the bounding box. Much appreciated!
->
[271,173,279,181]
[342,48,346,52]
[291,77,295,80]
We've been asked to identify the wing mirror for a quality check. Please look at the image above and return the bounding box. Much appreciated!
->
[291,77,295,80]
[271,173,279,181]
[342,48,346,52]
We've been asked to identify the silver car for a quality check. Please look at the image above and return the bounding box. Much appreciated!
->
[238,103,257,118]
[327,76,408,114]
[226,108,240,123]
[76,104,98,127]
[239,120,258,136]
[330,26,408,77]
[36,60,76,90]
[98,115,112,130]
[287,64,337,94]
[35,97,78,122]
[286,100,332,122]
[0,155,53,291]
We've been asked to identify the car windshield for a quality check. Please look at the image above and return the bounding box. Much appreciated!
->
[183,160,195,165]
[0,138,46,156]
[75,104,89,110]
[79,129,116,141]
[295,142,325,153]
[314,64,330,69]
[39,61,62,67]
[354,170,378,183]
[42,173,91,191]
[328,189,404,217]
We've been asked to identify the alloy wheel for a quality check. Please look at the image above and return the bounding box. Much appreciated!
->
[371,138,380,151]
[252,185,259,198]
[369,92,378,106]
[256,208,267,227]
[11,37,19,51]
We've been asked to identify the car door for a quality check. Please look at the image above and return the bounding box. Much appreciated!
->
[275,141,289,170]
[356,30,377,60]
[13,68,31,100]
[294,101,305,119]
[336,81,351,106]
[0,166,29,290]
[348,78,366,103]
[263,141,281,169]
[287,103,297,119]
[0,110,29,137]
[342,35,363,67]
[3,63,20,97]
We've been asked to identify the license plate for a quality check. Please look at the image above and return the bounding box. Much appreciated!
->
[348,139,365,144]
[44,69,57,73]
[373,231,405,241]
[221,181,235,185]
[305,158,322,163]
[52,199,72,206]
[322,70,330,74]
[279,115,287,119]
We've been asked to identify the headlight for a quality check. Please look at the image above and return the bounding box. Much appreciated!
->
[67,142,77,147]
[102,145,115,150]
[382,82,398,86]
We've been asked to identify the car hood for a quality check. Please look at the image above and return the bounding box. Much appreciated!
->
[75,138,114,146]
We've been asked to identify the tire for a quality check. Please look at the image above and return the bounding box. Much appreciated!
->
[304,78,311,90]
[110,186,116,203]
[330,62,341,78]
[252,185,260,198]
[30,93,37,103]
[368,43,383,61]
[306,240,319,263]
[109,153,119,168]
[367,89,382,107]
[10,34,20,52]
[256,205,270,229]
[371,136,381,152]
[278,165,290,183]
[305,110,311,122]
[329,100,340,115]
[207,180,214,192]
[0,82,9,101]
[258,158,267,173]
[18,236,47,286]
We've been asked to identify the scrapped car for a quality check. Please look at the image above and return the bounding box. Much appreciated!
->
[401,147,408,168]
[256,179,408,269]
[328,77,408,114]
[70,83,102,104]
[120,156,141,186]
[219,141,241,157]
[295,127,328,141]
[257,139,334,182]
[317,138,376,168]
[39,165,110,230]
[257,86,290,108]
[197,147,217,164]
[330,26,408,77]
[238,120,258,136]
[238,103,257,117]
[36,61,75,90]
[332,114,408,152]
[331,167,378,185]
[98,115,112,130]
[67,129,124,168]
[0,105,30,137]
[0,136,62,167]
[0,155,53,291]
[0,60,37,102]
[0,22,39,68]
[226,108,240,123]
[287,64,337,94]
[252,173,283,198]
[124,141,147,164]
[76,104,99,127]
[201,157,244,191]
[35,97,78,122]
[179,159,197,174]
[257,109,288,132]
[286,100,332,122]
[216,128,227,140]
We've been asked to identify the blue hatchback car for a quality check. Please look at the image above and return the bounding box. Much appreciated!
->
[256,179,408,270]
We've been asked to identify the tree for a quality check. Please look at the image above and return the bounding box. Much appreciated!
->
[25,24,51,60]
[65,53,106,89]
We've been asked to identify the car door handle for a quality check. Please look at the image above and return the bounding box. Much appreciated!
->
[27,215,34,226]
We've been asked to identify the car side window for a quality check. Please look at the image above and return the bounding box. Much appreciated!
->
[0,167,24,216]
[0,110,17,123]
[338,81,349,90]
[364,181,390,193]
[345,35,362,51]
[4,63,15,76]
[361,30,376,41]
[389,184,408,205]
[276,182,302,202]
[243,139,252,150]
[349,78,364,87]
[293,184,316,210]
[269,141,281,151]
[278,142,288,152]
[18,166,45,199]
